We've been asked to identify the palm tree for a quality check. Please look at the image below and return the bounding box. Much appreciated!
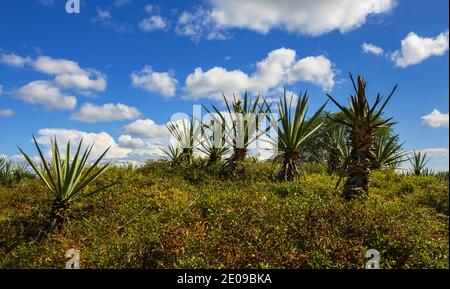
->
[408,150,430,176]
[326,74,398,200]
[269,91,327,181]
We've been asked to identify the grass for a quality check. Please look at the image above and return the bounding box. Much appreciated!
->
[0,161,448,269]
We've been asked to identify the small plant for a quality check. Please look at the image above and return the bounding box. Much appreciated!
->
[198,119,230,166]
[166,117,202,165]
[0,157,34,187]
[323,124,350,175]
[408,151,429,176]
[18,136,114,235]
[161,145,183,166]
[269,91,327,181]
[372,134,407,170]
[205,92,270,175]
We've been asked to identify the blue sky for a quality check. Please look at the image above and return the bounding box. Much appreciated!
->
[0,0,448,170]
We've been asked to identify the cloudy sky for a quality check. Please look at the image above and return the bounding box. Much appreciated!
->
[0,0,448,170]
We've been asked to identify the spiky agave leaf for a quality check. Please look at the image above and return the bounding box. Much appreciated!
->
[268,90,327,181]
[161,145,183,166]
[18,136,113,204]
[198,119,230,165]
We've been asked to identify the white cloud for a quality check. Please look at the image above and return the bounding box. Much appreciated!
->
[35,128,132,160]
[122,118,169,138]
[0,84,3,95]
[114,0,132,7]
[14,80,77,111]
[362,42,384,55]
[92,8,132,33]
[184,48,335,101]
[421,109,449,128]
[0,53,32,68]
[391,31,449,67]
[118,135,146,148]
[0,108,14,117]
[34,56,107,92]
[177,0,395,40]
[71,103,142,123]
[175,8,228,41]
[131,66,178,97]
[139,15,167,32]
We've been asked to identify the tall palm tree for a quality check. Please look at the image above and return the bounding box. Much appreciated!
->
[326,74,398,200]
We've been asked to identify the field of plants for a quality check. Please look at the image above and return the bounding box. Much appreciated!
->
[0,75,448,268]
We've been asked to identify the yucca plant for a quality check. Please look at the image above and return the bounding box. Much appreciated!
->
[198,119,230,166]
[166,117,201,165]
[205,92,270,174]
[161,145,183,166]
[326,74,398,200]
[408,150,429,176]
[372,134,407,170]
[323,124,351,175]
[0,157,34,187]
[268,91,327,181]
[18,136,113,234]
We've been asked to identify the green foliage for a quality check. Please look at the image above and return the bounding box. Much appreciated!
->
[373,134,407,169]
[18,137,112,204]
[0,161,447,269]
[0,157,34,188]
[269,91,327,181]
[408,151,430,176]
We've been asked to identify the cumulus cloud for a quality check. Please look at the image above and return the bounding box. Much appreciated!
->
[421,109,449,128]
[14,80,77,110]
[35,128,132,160]
[118,135,146,148]
[362,42,384,55]
[122,118,169,138]
[0,53,32,68]
[33,55,107,92]
[184,47,335,101]
[71,103,142,123]
[175,7,228,41]
[176,0,395,40]
[391,31,449,67]
[0,108,14,117]
[139,15,167,31]
[131,66,178,97]
[138,5,167,32]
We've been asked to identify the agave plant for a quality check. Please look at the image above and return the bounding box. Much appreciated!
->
[372,134,407,170]
[18,136,113,234]
[198,119,230,166]
[269,91,327,181]
[160,145,183,166]
[323,124,351,175]
[166,117,202,165]
[0,157,34,187]
[205,92,270,174]
[408,150,430,176]
[326,74,397,200]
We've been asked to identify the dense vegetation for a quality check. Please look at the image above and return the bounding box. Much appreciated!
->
[0,161,448,269]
